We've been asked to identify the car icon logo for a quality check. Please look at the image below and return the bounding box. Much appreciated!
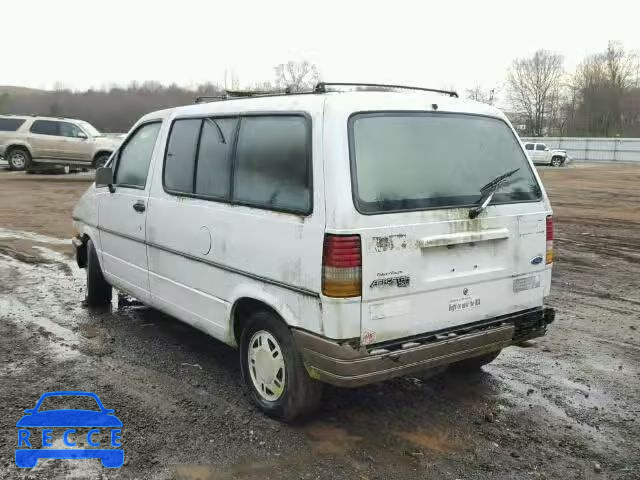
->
[463,288,469,296]
[15,391,123,468]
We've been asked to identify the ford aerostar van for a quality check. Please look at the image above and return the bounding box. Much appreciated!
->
[72,82,555,420]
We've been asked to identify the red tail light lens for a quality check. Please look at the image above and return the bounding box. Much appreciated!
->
[546,215,554,264]
[322,234,362,297]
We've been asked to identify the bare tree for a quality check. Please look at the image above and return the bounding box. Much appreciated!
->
[569,41,640,135]
[507,50,564,136]
[465,85,498,105]
[274,60,320,92]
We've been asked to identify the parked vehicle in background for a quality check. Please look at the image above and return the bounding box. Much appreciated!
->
[72,83,556,420]
[524,142,568,167]
[0,115,121,171]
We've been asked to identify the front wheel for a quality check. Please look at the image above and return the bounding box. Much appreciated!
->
[240,311,322,421]
[550,156,563,167]
[86,238,112,306]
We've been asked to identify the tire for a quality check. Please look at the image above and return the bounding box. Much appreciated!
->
[93,153,111,169]
[451,350,502,371]
[240,310,322,421]
[85,238,112,306]
[7,147,31,171]
[550,156,563,167]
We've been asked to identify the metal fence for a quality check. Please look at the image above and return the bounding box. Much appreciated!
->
[520,137,640,163]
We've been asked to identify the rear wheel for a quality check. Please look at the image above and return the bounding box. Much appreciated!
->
[86,238,112,306]
[240,310,322,421]
[7,147,30,171]
[452,350,502,371]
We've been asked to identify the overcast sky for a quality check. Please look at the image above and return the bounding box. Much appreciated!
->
[4,0,639,104]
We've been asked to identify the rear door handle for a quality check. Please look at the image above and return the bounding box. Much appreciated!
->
[132,201,146,213]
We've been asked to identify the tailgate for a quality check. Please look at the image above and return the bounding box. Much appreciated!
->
[359,207,549,344]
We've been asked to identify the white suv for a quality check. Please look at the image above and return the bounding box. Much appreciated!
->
[72,83,556,420]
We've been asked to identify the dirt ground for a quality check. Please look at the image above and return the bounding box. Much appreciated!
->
[0,164,638,480]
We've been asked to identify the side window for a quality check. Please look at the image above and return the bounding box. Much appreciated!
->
[59,122,83,138]
[535,144,546,151]
[164,119,201,193]
[233,116,311,214]
[0,118,25,131]
[30,120,61,136]
[195,118,237,198]
[114,122,161,188]
[524,143,534,151]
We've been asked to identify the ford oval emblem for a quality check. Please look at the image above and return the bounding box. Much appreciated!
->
[530,255,544,265]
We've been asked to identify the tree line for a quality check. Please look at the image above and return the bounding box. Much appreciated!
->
[0,61,320,133]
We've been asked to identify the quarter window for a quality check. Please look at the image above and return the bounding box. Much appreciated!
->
[233,116,310,214]
[164,119,201,193]
[0,118,25,131]
[114,122,161,188]
[30,120,61,136]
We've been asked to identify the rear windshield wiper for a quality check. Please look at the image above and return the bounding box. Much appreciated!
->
[468,168,520,219]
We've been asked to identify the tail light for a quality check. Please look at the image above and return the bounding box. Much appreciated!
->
[322,234,362,297]
[546,215,554,264]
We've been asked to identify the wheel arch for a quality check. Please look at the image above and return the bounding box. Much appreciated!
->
[5,142,33,157]
[229,288,303,347]
[73,223,101,269]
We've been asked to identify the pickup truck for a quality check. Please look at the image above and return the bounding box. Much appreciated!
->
[524,142,569,167]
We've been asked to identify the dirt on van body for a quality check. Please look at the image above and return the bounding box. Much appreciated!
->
[0,164,639,479]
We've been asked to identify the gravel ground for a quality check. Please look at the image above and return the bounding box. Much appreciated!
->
[0,164,638,479]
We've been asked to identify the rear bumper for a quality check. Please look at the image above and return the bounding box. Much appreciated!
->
[293,307,555,387]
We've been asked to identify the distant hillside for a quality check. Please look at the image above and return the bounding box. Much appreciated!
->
[0,82,224,132]
[0,85,49,96]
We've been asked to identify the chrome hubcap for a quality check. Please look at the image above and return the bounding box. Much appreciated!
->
[10,152,26,168]
[248,330,285,401]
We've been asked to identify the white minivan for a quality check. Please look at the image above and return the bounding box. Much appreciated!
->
[72,83,555,420]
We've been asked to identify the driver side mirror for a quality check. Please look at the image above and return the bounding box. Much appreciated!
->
[77,131,88,140]
[23,409,35,414]
[544,147,550,151]
[95,167,115,193]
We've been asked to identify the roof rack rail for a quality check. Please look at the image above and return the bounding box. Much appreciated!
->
[314,82,459,98]
[194,87,316,104]
[195,95,227,104]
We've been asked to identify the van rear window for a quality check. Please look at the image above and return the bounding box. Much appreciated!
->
[349,112,541,214]
[0,118,25,131]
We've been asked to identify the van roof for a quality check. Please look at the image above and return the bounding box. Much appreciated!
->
[140,90,507,123]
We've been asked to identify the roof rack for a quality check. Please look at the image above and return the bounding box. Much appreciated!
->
[194,88,316,104]
[193,82,459,104]
[314,82,459,98]
[194,95,227,104]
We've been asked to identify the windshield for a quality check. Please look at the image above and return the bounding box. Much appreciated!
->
[78,121,102,137]
[37,395,101,412]
[349,112,542,214]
